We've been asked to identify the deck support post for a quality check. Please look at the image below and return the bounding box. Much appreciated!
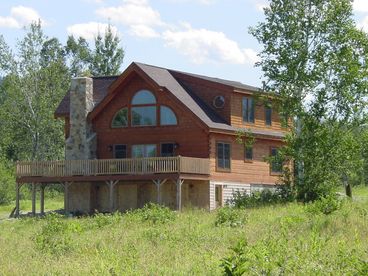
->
[176,179,184,211]
[63,182,73,215]
[106,180,119,213]
[40,184,46,216]
[31,183,36,216]
[153,179,167,205]
[15,182,22,218]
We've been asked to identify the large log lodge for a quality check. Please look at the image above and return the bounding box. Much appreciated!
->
[15,62,287,216]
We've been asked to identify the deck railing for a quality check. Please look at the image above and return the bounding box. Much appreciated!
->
[16,156,210,178]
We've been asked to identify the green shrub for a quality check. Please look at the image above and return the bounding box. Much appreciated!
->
[130,203,176,224]
[215,207,247,228]
[220,233,367,275]
[220,237,288,275]
[230,185,293,208]
[35,213,82,255]
[305,194,342,215]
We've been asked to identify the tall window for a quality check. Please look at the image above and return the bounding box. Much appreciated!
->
[245,146,253,161]
[114,144,127,159]
[265,104,272,126]
[270,147,282,173]
[242,97,254,123]
[131,90,157,126]
[217,142,231,170]
[160,106,177,125]
[132,144,156,158]
[111,108,128,128]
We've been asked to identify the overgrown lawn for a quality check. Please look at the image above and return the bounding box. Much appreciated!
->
[0,188,367,275]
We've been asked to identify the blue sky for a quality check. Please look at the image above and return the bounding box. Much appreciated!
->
[1,0,368,87]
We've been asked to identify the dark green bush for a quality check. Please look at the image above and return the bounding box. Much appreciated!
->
[215,207,247,228]
[131,203,176,224]
[229,185,293,208]
[305,194,342,215]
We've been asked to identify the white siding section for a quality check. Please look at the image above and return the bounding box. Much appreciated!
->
[209,182,216,210]
[210,181,251,207]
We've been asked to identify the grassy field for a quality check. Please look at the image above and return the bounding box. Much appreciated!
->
[0,187,367,275]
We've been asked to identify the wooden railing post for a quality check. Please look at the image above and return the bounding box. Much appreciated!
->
[176,179,184,211]
[64,182,73,215]
[31,183,36,216]
[40,184,46,216]
[178,155,181,173]
[107,180,119,213]
[15,182,21,218]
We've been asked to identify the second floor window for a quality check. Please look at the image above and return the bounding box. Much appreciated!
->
[242,97,254,123]
[245,146,253,161]
[112,89,179,128]
[217,142,231,170]
[270,147,283,173]
[160,106,177,125]
[265,104,272,126]
[131,90,157,126]
[112,108,128,128]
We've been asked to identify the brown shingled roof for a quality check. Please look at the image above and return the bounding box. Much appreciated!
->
[54,62,284,139]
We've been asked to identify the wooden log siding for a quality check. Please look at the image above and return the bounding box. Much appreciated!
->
[16,156,210,178]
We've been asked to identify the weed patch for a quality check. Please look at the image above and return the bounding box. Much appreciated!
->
[129,203,176,224]
[89,212,123,229]
[34,213,82,255]
[215,207,247,228]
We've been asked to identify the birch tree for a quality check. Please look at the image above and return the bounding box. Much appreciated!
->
[0,22,68,161]
[251,0,368,200]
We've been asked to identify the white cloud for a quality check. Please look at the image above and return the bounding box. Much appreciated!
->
[353,0,368,12]
[67,22,119,40]
[0,6,45,28]
[129,25,160,38]
[96,0,164,38]
[163,25,259,65]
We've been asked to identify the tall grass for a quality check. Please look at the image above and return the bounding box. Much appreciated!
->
[0,188,366,275]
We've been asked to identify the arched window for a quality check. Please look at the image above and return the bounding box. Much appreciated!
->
[131,90,156,105]
[131,90,157,126]
[160,106,177,125]
[111,108,128,128]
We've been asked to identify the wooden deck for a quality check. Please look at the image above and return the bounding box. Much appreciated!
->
[14,156,210,217]
[16,156,210,180]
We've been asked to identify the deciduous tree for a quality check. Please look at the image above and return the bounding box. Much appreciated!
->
[251,0,368,200]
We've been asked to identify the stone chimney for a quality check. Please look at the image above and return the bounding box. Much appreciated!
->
[65,77,97,160]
